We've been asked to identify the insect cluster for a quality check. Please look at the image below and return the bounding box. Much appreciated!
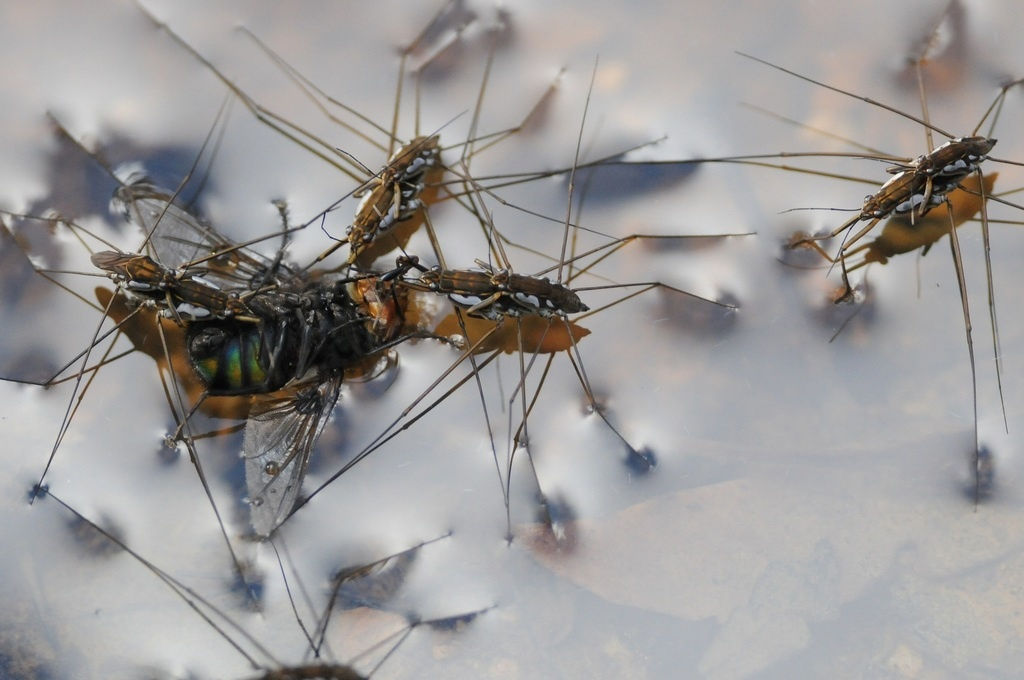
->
[2,0,1023,678]
[0,2,751,675]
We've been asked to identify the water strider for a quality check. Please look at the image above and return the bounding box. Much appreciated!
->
[743,48,1021,300]
[128,0,581,272]
[102,173,451,538]
[723,24,1024,504]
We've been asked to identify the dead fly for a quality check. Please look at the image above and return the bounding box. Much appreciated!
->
[4,0,575,551]
[29,487,486,680]
[729,33,1024,502]
[103,176,436,538]
[1,111,430,620]
[294,65,749,542]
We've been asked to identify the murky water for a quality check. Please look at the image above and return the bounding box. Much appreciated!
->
[2,1,1024,678]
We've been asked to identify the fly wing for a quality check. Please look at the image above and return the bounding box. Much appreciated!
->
[112,178,290,291]
[243,375,343,536]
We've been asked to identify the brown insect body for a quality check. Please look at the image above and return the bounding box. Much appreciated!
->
[90,250,249,321]
[413,260,588,321]
[347,135,442,262]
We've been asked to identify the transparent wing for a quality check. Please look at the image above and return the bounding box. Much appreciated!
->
[113,178,291,291]
[243,375,344,536]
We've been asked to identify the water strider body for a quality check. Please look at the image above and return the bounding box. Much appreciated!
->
[90,250,249,321]
[790,132,999,296]
[403,256,589,321]
[346,135,442,263]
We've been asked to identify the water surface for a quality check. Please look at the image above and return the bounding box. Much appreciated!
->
[2,1,1024,678]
